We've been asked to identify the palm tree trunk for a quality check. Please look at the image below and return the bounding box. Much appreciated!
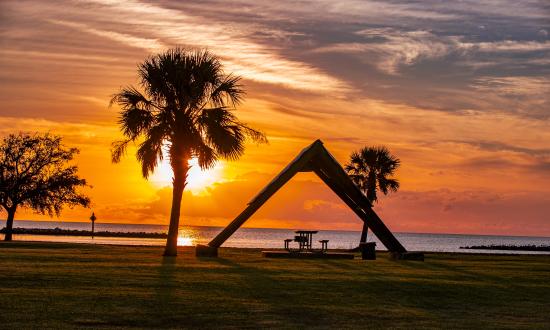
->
[361,180,375,245]
[4,207,16,241]
[163,164,188,257]
[367,171,377,205]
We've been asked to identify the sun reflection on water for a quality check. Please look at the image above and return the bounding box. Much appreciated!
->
[176,228,198,246]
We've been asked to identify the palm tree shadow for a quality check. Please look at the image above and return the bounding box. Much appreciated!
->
[396,258,504,282]
[148,257,178,325]
[206,257,305,326]
[204,256,242,268]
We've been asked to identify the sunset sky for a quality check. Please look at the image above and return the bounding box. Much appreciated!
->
[1,0,549,236]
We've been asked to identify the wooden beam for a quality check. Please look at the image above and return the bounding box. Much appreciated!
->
[207,140,324,248]
[313,168,371,221]
[313,152,407,253]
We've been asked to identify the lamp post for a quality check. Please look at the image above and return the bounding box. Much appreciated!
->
[90,212,97,239]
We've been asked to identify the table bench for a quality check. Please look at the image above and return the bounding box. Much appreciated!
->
[319,239,329,252]
[283,231,328,253]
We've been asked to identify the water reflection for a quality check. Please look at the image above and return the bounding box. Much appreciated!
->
[176,227,198,246]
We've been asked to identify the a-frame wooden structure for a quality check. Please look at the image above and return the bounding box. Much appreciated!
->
[196,140,408,257]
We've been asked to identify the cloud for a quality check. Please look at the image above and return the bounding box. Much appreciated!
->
[3,0,549,117]
[48,20,165,53]
[65,0,350,92]
[0,49,122,63]
[468,76,550,118]
[314,27,550,75]
[471,76,550,96]
[314,29,450,74]
[0,117,117,146]
[412,139,550,177]
[452,140,550,157]
[377,189,550,236]
[458,40,550,53]
[175,0,459,23]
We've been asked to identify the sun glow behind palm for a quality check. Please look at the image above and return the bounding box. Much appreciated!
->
[150,157,225,195]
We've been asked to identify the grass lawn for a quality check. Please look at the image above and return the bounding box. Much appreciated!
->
[1,242,549,329]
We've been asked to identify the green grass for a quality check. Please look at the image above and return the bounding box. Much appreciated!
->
[1,242,549,329]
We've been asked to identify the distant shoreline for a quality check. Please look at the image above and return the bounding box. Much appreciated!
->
[0,227,167,239]
[1,220,550,239]
[460,244,550,252]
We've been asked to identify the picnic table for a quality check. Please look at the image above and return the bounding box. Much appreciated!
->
[294,230,317,250]
[284,230,330,252]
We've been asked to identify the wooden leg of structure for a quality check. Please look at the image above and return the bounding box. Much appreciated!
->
[359,222,368,243]
[197,140,410,259]
[195,244,218,257]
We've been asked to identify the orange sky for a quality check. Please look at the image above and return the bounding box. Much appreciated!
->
[1,0,549,236]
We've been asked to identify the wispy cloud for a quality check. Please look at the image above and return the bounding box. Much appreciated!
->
[314,29,449,74]
[0,49,122,63]
[314,27,550,75]
[471,76,550,96]
[48,19,165,53]
[66,0,349,92]
[458,40,550,53]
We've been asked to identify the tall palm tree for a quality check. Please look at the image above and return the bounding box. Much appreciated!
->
[345,146,400,243]
[110,48,266,256]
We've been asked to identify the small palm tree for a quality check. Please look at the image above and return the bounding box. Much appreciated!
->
[110,48,266,256]
[345,146,400,243]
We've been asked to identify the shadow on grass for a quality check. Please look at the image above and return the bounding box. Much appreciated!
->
[0,241,86,249]
[203,256,336,328]
[396,258,506,283]
[157,256,178,291]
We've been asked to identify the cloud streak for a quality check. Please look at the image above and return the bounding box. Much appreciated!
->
[68,0,350,92]
[48,19,165,53]
[314,29,450,74]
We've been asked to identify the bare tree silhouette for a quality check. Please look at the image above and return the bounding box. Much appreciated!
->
[0,133,90,241]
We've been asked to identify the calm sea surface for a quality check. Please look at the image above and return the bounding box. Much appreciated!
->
[1,220,549,254]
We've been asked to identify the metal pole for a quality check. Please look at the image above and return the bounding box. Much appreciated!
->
[90,212,97,240]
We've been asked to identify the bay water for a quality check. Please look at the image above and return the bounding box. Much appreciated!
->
[1,220,549,254]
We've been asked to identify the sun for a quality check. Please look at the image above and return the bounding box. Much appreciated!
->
[186,158,224,194]
[149,157,224,194]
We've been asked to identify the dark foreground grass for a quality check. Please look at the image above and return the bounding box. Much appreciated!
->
[1,242,549,329]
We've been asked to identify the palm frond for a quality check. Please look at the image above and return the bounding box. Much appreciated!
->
[210,74,244,107]
[110,86,152,110]
[345,145,401,201]
[197,107,266,161]
[238,123,268,144]
[193,141,217,170]
[112,47,266,179]
[111,139,130,163]
[136,138,163,179]
[379,177,400,195]
[136,124,166,178]
[118,108,155,139]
